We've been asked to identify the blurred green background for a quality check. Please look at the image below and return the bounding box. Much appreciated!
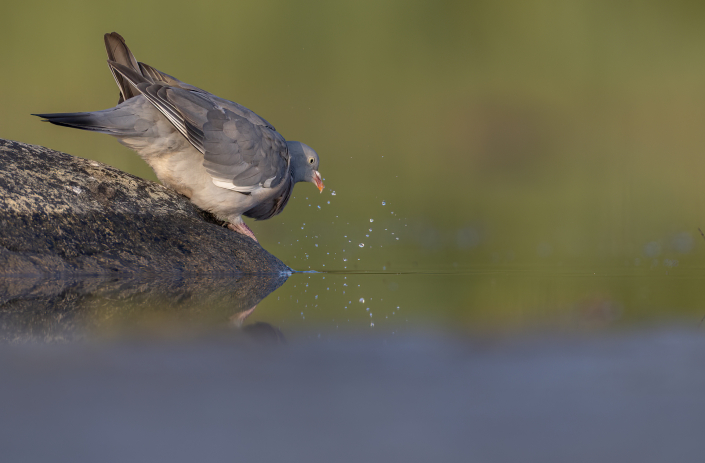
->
[2,0,705,277]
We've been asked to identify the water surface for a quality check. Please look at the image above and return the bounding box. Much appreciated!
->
[2,263,704,342]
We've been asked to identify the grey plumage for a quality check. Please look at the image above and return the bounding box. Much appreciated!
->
[35,32,323,241]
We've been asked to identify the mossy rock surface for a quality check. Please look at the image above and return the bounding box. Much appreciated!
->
[0,138,290,275]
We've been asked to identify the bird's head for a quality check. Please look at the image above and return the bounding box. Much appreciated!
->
[287,141,324,192]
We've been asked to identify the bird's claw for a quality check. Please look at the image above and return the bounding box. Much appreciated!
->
[227,222,258,242]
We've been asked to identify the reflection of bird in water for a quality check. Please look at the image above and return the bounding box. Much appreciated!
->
[35,32,324,242]
[230,305,258,328]
[230,307,286,344]
[243,322,286,344]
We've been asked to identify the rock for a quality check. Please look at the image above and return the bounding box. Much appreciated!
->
[0,138,291,275]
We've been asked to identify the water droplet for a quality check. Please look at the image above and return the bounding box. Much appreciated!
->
[315,295,318,299]
[343,258,347,262]
[359,243,364,248]
[370,219,374,223]
[327,201,330,204]
[396,237,399,240]
[366,307,370,311]
[317,205,321,209]
[369,313,373,317]
[315,244,318,247]
[331,191,336,196]
[382,201,386,205]
[359,298,365,303]
[370,322,374,327]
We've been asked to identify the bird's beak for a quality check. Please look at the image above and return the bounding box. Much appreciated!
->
[313,171,324,193]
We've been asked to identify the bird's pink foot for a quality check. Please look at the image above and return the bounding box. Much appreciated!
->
[227,221,258,242]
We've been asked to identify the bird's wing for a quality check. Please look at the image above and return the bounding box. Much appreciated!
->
[137,61,207,93]
[108,61,290,193]
[104,32,206,103]
[243,174,294,220]
[104,32,141,103]
[202,108,290,192]
[209,95,278,132]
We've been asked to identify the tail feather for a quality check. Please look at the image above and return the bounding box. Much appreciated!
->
[33,109,141,136]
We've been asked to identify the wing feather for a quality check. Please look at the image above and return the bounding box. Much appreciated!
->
[104,32,141,103]
[244,175,294,220]
[107,60,289,194]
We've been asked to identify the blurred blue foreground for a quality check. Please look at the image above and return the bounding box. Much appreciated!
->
[1,329,704,463]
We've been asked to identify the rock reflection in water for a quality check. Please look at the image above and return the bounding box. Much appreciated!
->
[0,273,288,343]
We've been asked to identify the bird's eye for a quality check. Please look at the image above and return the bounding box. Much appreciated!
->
[309,158,314,164]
